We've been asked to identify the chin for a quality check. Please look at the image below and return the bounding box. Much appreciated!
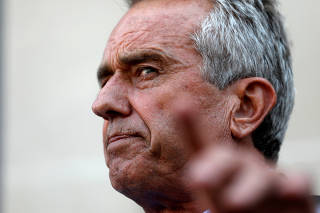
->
[108,157,158,207]
[108,152,149,188]
[108,156,193,210]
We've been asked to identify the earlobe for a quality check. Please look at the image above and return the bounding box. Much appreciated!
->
[230,78,277,139]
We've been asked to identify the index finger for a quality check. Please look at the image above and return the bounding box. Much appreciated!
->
[173,102,213,155]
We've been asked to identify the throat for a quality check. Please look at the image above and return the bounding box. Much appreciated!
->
[141,199,203,213]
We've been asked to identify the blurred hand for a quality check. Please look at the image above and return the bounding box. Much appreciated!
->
[180,113,315,213]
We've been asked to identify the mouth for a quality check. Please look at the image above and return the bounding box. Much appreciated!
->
[107,133,142,145]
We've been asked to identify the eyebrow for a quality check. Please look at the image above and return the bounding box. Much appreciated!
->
[97,50,176,85]
[97,63,113,86]
[119,50,167,65]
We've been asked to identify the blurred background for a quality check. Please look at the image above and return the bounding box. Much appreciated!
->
[0,0,319,212]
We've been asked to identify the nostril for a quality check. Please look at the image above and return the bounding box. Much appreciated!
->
[105,110,122,120]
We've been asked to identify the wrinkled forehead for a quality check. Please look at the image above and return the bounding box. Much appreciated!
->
[128,0,213,9]
[103,0,213,63]
[122,0,212,32]
[112,6,189,40]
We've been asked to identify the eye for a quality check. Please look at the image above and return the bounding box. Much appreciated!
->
[136,66,159,80]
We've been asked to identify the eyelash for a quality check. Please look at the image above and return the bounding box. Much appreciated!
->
[136,66,159,80]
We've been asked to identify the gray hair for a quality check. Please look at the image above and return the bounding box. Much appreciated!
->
[126,0,294,161]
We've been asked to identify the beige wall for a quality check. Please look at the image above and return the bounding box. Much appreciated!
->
[278,0,320,191]
[2,0,320,212]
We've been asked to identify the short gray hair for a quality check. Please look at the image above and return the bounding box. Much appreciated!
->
[126,0,294,161]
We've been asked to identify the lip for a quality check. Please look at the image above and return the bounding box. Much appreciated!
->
[108,134,142,145]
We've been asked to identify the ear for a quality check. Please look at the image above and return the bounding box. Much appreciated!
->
[230,77,276,139]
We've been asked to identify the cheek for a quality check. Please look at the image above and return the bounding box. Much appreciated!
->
[103,120,109,162]
[103,121,108,136]
[103,120,108,143]
[132,89,175,121]
[132,90,173,146]
[131,88,192,159]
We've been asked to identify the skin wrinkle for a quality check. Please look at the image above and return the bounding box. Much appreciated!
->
[106,3,206,66]
[104,23,197,74]
[104,30,149,70]
[101,48,190,85]
[119,31,148,52]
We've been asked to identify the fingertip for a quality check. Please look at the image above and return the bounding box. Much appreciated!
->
[279,172,312,200]
[187,158,214,188]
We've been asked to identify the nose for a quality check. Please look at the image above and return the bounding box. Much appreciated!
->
[92,75,131,121]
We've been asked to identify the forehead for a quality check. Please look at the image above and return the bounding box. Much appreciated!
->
[103,0,212,65]
[117,0,211,33]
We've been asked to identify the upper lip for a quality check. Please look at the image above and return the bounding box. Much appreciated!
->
[107,133,142,145]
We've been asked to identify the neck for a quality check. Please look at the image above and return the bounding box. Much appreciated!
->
[121,179,202,213]
[143,201,204,213]
[141,200,206,213]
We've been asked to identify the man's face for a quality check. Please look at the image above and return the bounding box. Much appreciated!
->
[92,0,233,205]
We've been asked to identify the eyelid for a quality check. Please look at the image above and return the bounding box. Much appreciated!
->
[137,66,158,73]
[136,66,160,79]
[99,63,162,87]
[135,63,161,74]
